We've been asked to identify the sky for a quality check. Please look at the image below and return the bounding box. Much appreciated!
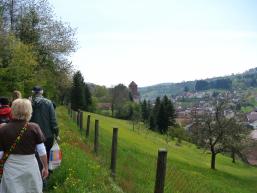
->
[49,0,257,87]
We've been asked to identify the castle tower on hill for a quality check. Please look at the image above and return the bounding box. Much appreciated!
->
[129,81,140,103]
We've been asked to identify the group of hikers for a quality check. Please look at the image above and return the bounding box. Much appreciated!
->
[0,86,59,193]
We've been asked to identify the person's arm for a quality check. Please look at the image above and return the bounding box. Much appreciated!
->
[36,143,49,179]
[0,151,3,159]
[0,129,4,159]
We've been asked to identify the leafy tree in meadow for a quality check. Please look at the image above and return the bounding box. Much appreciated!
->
[190,100,251,169]
[222,117,251,164]
[130,103,141,130]
[166,124,187,145]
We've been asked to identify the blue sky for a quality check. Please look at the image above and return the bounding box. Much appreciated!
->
[50,0,257,87]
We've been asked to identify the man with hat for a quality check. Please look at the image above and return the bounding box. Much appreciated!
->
[30,86,59,161]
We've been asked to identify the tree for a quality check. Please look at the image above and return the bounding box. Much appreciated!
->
[0,35,37,95]
[92,85,111,103]
[0,0,76,101]
[166,124,187,145]
[141,99,150,123]
[195,80,209,91]
[149,97,161,130]
[71,71,85,110]
[83,83,92,111]
[110,84,130,117]
[184,86,189,92]
[129,102,141,130]
[190,100,250,169]
[156,96,176,134]
[222,116,251,164]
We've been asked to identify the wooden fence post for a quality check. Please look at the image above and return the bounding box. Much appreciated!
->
[73,111,77,122]
[86,115,91,139]
[72,110,75,121]
[94,120,99,155]
[77,110,80,127]
[110,127,118,179]
[80,111,83,133]
[70,109,72,119]
[154,149,168,193]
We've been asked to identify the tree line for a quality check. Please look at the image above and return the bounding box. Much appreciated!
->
[195,78,232,91]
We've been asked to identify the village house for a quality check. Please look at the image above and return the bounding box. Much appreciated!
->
[97,103,112,110]
[247,111,257,123]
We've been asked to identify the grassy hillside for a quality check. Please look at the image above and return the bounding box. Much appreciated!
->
[51,107,257,193]
[47,107,123,193]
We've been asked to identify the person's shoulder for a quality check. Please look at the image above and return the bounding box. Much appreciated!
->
[42,97,53,105]
[28,122,40,130]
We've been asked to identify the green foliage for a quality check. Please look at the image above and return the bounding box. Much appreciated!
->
[139,81,196,101]
[92,85,111,103]
[110,84,131,117]
[0,0,76,102]
[167,124,188,145]
[190,100,251,169]
[70,71,92,111]
[0,35,37,96]
[149,95,176,133]
[195,80,209,91]
[141,99,151,123]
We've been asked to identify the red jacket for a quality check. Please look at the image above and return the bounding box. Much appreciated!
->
[0,105,12,123]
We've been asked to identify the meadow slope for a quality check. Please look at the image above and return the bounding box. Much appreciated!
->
[50,107,257,193]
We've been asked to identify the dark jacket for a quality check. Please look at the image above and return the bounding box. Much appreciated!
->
[30,96,58,138]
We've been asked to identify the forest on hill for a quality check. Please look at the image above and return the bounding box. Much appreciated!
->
[139,67,257,101]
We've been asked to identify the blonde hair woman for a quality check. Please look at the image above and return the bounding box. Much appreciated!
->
[12,90,22,101]
[0,99,48,193]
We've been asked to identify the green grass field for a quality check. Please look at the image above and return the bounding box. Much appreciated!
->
[50,107,257,193]
[47,107,123,193]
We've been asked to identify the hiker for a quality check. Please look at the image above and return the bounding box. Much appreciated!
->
[0,97,12,125]
[0,99,48,193]
[11,90,22,103]
[30,86,59,161]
